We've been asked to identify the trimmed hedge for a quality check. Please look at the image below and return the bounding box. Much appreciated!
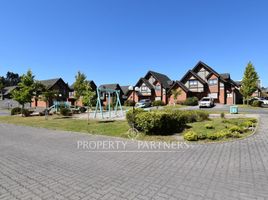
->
[60,108,72,116]
[126,109,209,135]
[183,97,199,106]
[152,100,165,107]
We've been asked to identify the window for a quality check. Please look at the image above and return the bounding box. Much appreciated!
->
[141,86,148,91]
[189,80,198,87]
[208,79,218,85]
[155,85,161,90]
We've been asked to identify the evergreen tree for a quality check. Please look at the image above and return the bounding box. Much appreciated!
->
[240,62,259,105]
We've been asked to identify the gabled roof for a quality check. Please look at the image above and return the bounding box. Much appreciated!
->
[39,78,63,89]
[180,70,207,85]
[192,61,220,77]
[135,78,154,90]
[168,81,190,93]
[120,85,130,95]
[70,80,96,90]
[145,70,172,89]
[220,73,230,80]
[3,86,18,96]
[99,83,120,90]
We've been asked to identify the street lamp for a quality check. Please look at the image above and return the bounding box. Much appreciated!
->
[128,86,139,112]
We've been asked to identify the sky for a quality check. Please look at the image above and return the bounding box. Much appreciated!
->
[0,0,267,87]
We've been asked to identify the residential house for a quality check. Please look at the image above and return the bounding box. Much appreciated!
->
[68,80,97,106]
[98,84,124,106]
[120,85,131,102]
[32,78,70,108]
[127,71,173,104]
[168,61,243,105]
[0,86,18,100]
[235,80,262,98]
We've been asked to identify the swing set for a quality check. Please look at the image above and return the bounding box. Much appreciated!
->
[94,87,123,119]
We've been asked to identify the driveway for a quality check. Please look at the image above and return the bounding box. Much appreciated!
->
[1,114,268,199]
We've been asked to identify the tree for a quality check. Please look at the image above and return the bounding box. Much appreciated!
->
[73,71,87,103]
[42,90,57,108]
[5,71,20,86]
[171,88,182,105]
[73,71,96,107]
[11,70,35,110]
[240,62,259,105]
[82,81,95,108]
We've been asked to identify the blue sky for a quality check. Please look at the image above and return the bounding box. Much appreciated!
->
[0,0,267,87]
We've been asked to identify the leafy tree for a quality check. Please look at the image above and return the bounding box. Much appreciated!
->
[82,81,95,108]
[240,62,259,105]
[73,71,96,106]
[11,70,35,110]
[6,71,20,86]
[171,88,182,105]
[73,71,87,102]
[42,90,57,108]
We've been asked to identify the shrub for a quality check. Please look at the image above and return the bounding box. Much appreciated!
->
[184,131,198,141]
[183,97,199,106]
[152,100,164,107]
[135,111,186,135]
[205,124,214,129]
[60,108,72,116]
[197,132,207,140]
[229,126,243,133]
[241,121,255,128]
[252,100,261,107]
[79,106,87,113]
[21,109,31,117]
[126,109,145,127]
[207,133,218,140]
[248,118,257,124]
[220,112,225,119]
[124,100,135,107]
[11,107,22,115]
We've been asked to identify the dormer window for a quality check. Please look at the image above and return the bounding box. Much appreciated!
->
[149,76,155,84]
[208,79,218,86]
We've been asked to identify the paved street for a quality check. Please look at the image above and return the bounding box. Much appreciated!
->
[1,114,268,200]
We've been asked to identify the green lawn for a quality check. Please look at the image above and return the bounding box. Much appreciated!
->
[0,115,177,142]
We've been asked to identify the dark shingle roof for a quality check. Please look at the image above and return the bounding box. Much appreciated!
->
[120,85,130,95]
[70,80,96,90]
[3,86,17,95]
[135,78,154,90]
[180,70,207,85]
[146,70,172,89]
[220,73,230,80]
[192,61,220,77]
[168,81,189,93]
[99,84,120,90]
[39,78,61,89]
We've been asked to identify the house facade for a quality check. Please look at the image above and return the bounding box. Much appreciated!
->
[98,84,124,106]
[32,78,70,108]
[127,71,173,104]
[68,80,97,106]
[168,61,243,105]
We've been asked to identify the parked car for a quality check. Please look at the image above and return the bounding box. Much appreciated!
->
[135,99,152,108]
[199,97,214,108]
[252,97,268,107]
